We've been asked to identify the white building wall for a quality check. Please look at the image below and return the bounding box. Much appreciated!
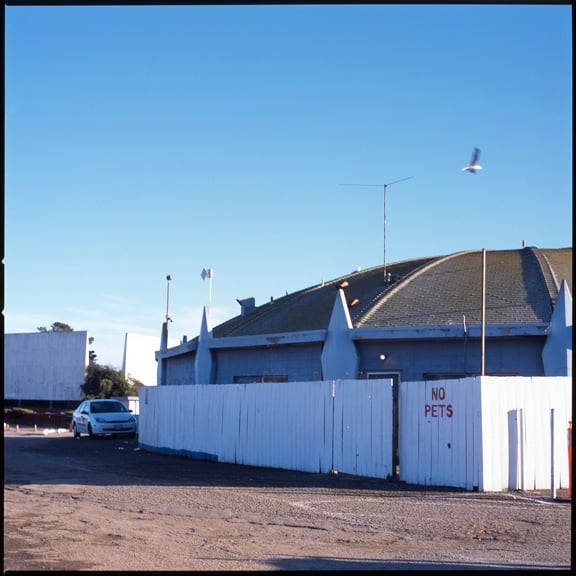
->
[4,331,89,401]
[214,345,324,383]
[163,352,196,385]
[123,333,179,386]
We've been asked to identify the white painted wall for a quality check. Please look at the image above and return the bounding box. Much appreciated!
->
[123,333,178,386]
[399,376,572,491]
[4,331,89,401]
[116,395,140,415]
[139,379,394,478]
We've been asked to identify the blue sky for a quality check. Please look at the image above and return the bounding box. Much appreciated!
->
[4,4,572,368]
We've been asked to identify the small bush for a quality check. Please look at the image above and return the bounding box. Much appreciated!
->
[4,407,36,419]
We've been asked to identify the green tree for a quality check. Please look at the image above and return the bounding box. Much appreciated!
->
[82,364,143,399]
[88,336,98,364]
[37,322,74,332]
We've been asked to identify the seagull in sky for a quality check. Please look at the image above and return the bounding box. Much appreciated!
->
[462,147,483,174]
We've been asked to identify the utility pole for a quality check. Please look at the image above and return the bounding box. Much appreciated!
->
[481,249,486,376]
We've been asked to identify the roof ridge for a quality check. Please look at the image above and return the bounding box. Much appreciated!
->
[527,247,559,306]
[355,250,479,326]
[350,257,438,323]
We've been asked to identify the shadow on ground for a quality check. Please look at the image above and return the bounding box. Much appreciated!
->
[269,556,569,571]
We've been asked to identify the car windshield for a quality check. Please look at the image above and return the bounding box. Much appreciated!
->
[90,401,127,414]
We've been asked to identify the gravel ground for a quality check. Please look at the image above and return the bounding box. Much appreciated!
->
[3,428,572,571]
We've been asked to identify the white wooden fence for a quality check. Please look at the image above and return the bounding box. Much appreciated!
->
[139,379,394,478]
[399,376,572,491]
[139,376,571,492]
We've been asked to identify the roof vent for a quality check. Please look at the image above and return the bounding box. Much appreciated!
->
[236,297,256,316]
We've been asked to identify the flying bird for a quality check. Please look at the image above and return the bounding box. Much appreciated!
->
[462,147,483,174]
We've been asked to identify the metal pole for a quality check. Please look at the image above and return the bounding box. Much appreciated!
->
[165,275,172,324]
[481,249,486,376]
[383,184,387,282]
[383,177,413,283]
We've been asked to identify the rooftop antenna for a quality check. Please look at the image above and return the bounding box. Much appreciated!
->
[340,176,414,283]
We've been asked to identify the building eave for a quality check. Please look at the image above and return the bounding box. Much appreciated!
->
[156,323,551,361]
[156,329,328,359]
[351,323,550,340]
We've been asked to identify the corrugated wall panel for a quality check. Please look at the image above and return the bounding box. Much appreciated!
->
[234,381,332,472]
[139,377,570,490]
[332,379,393,479]
[5,332,88,401]
[400,378,483,489]
[480,376,572,492]
[139,380,392,478]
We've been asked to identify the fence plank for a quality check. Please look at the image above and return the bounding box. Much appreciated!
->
[139,376,571,490]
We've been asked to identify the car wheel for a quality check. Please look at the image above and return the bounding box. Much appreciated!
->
[87,423,95,439]
[73,423,80,438]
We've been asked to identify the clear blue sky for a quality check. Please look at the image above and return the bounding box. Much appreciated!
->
[5,4,572,368]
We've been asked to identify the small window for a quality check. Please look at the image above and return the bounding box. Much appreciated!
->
[424,373,468,381]
[234,375,289,384]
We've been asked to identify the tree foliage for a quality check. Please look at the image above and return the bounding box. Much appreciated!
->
[88,337,98,364]
[37,322,74,332]
[82,363,143,399]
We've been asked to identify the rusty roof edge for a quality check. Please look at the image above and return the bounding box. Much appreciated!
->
[214,257,437,337]
[351,322,549,339]
[203,329,328,350]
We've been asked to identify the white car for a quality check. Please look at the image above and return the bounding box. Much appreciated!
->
[72,399,137,438]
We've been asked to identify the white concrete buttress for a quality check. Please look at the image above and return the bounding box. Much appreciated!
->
[321,289,359,380]
[195,306,214,384]
[542,279,572,376]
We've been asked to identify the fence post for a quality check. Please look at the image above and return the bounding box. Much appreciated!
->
[550,409,556,499]
[569,421,572,499]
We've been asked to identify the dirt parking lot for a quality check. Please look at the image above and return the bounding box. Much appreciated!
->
[3,428,572,571]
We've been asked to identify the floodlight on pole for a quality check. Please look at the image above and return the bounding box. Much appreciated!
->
[165,274,173,323]
[340,176,414,283]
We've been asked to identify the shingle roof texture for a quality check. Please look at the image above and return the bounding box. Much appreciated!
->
[213,247,572,338]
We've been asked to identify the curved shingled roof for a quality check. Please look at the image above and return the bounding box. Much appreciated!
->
[213,247,572,338]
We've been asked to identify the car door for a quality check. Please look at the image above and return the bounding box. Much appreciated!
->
[77,401,87,432]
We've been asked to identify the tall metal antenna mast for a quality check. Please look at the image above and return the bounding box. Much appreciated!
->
[340,176,414,283]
